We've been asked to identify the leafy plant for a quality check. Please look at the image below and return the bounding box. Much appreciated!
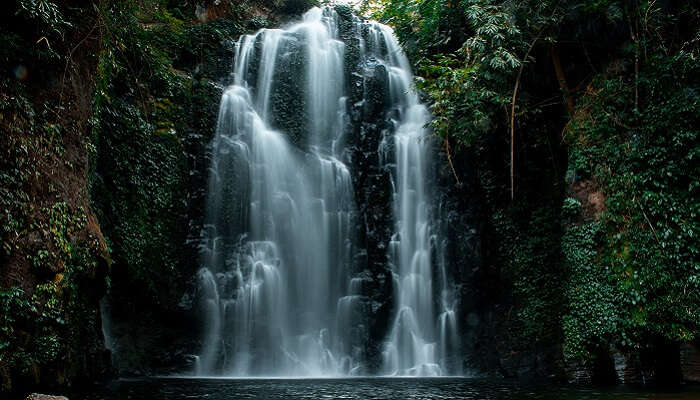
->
[15,0,72,37]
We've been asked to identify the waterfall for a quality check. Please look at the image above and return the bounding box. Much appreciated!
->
[365,23,462,377]
[197,6,460,377]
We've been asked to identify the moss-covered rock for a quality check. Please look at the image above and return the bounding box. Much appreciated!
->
[0,0,110,392]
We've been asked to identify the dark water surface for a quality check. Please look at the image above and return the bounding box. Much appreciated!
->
[64,378,700,400]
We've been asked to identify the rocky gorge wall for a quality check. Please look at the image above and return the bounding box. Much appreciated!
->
[0,0,317,393]
[2,0,698,395]
[92,0,324,377]
[96,1,474,378]
[1,0,111,392]
[182,5,469,375]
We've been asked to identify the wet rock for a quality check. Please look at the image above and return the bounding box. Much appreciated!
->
[565,358,593,384]
[568,179,605,221]
[681,342,700,383]
[269,34,308,145]
[612,349,644,384]
[362,62,389,119]
[25,395,68,400]
[498,349,557,380]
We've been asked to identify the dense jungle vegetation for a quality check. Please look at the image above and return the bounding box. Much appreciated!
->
[0,0,698,394]
[0,0,315,392]
[366,0,699,381]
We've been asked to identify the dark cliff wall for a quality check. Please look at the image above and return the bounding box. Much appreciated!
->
[91,0,319,377]
[370,0,699,385]
[0,0,318,393]
[0,0,110,392]
[3,0,697,393]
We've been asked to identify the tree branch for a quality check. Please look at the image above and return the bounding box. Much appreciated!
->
[510,36,539,201]
[444,135,461,185]
[550,44,575,115]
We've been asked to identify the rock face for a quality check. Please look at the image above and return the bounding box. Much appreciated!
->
[187,5,467,376]
[681,343,700,383]
[3,0,696,387]
[344,44,396,373]
[0,0,111,393]
[93,2,285,378]
[25,394,69,400]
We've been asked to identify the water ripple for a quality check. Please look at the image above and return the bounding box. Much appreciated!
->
[68,378,700,400]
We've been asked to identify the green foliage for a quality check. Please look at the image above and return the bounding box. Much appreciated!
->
[0,102,104,386]
[0,82,86,272]
[94,97,187,301]
[15,0,72,37]
[370,0,700,367]
[561,197,581,220]
[90,0,250,308]
[7,0,74,63]
[564,49,700,354]
[0,84,33,258]
[0,287,30,354]
[0,245,104,391]
[561,222,622,359]
[493,205,565,344]
[0,1,114,390]
[367,0,561,147]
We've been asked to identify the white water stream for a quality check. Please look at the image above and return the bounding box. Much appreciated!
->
[197,6,459,377]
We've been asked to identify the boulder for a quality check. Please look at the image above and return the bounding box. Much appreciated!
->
[25,394,68,400]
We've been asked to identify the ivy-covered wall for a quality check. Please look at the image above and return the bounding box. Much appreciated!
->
[1,0,110,392]
[90,0,319,378]
[368,0,699,383]
[2,0,697,393]
[562,50,699,382]
[0,0,317,393]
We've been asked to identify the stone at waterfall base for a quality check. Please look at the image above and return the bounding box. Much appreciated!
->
[25,394,68,400]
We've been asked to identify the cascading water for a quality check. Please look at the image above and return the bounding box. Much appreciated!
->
[197,6,460,377]
[362,23,462,377]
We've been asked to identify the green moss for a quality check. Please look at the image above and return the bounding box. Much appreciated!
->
[89,0,248,307]
[371,0,699,371]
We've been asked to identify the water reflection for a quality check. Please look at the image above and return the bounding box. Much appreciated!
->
[68,378,700,400]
